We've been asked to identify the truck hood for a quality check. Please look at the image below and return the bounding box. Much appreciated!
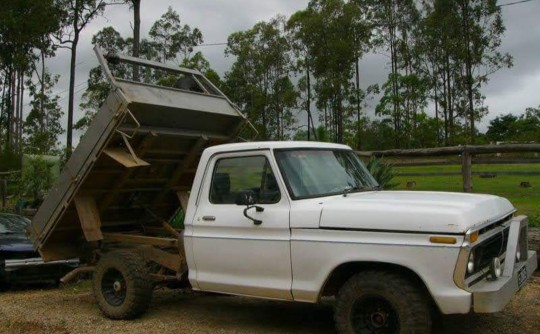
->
[318,191,515,234]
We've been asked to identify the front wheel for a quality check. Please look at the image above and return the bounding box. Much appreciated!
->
[334,271,431,334]
[93,250,153,319]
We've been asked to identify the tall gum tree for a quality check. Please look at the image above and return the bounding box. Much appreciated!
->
[224,16,297,140]
[54,0,106,153]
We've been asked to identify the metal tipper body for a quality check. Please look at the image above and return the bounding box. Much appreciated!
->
[29,46,247,266]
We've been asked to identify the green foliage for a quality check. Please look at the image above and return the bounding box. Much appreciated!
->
[24,72,64,155]
[19,156,56,204]
[486,113,518,142]
[76,26,126,132]
[529,213,540,228]
[418,0,512,145]
[169,210,185,229]
[149,6,203,63]
[75,24,133,132]
[77,10,213,133]
[365,157,399,189]
[224,16,298,140]
[0,0,61,69]
[486,107,540,143]
[287,0,371,143]
[315,126,330,143]
[181,51,223,88]
[0,151,22,172]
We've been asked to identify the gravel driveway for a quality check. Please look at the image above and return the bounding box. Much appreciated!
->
[0,277,538,333]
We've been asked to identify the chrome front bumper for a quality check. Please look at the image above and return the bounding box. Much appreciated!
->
[4,257,79,272]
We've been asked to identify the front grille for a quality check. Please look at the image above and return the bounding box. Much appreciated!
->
[478,214,512,235]
[467,227,509,278]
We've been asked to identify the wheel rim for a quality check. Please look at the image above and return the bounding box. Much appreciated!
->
[351,294,399,334]
[101,268,127,306]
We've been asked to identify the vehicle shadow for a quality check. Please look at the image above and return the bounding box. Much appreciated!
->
[148,290,504,334]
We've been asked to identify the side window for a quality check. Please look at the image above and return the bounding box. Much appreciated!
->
[209,156,281,205]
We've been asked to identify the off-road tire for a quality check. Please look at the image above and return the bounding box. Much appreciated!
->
[334,271,431,334]
[93,250,153,319]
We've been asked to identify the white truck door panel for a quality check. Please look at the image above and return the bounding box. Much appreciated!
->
[191,152,292,300]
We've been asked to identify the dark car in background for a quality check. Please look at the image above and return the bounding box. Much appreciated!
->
[0,213,78,288]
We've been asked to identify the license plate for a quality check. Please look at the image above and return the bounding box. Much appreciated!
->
[517,266,528,289]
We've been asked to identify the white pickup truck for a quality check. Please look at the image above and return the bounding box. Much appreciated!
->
[29,48,537,334]
[183,141,537,333]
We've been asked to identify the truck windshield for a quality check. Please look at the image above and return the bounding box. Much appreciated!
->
[274,149,378,199]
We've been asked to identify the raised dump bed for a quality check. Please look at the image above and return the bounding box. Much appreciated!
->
[29,46,248,264]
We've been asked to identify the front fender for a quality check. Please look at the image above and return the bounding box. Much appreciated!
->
[290,228,472,314]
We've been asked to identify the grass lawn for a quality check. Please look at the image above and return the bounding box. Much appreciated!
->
[393,164,540,227]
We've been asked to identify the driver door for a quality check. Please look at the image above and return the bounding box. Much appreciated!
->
[191,151,292,300]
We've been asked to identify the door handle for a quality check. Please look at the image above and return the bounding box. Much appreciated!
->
[202,216,216,221]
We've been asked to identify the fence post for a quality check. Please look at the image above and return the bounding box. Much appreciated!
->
[462,150,472,192]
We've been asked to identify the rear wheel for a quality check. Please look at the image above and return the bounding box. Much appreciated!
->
[334,271,431,334]
[93,250,153,319]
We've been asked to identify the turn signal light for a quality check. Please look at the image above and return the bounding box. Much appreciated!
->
[429,236,457,244]
[469,231,479,243]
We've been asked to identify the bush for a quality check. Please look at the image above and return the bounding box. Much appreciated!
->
[529,213,540,228]
[366,157,399,190]
[20,156,56,205]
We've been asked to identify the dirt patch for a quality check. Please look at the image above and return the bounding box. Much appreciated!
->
[0,277,539,333]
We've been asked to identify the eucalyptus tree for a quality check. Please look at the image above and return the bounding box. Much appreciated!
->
[366,0,427,148]
[149,7,203,64]
[76,26,127,132]
[454,0,512,144]
[0,0,61,154]
[289,0,369,144]
[54,0,107,152]
[418,0,511,145]
[224,16,297,140]
[287,10,318,141]
[23,73,63,155]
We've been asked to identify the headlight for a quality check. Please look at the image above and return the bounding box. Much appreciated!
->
[467,252,475,274]
[516,249,521,262]
[489,257,502,279]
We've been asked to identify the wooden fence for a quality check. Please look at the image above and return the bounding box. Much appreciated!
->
[0,171,18,210]
[358,144,540,193]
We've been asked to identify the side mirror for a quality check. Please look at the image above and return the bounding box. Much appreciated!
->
[235,190,264,225]
[235,190,257,206]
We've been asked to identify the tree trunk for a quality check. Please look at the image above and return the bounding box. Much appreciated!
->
[15,71,21,151]
[67,39,78,152]
[40,51,46,132]
[355,57,361,149]
[66,0,82,153]
[9,69,15,150]
[132,0,141,82]
[306,66,313,141]
[18,71,24,153]
[446,56,454,146]
[0,72,6,145]
[434,76,440,147]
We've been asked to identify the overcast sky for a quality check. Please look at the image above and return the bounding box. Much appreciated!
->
[44,0,540,143]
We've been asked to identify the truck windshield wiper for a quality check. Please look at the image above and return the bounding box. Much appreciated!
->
[343,185,369,197]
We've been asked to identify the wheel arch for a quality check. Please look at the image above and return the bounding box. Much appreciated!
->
[319,261,437,309]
